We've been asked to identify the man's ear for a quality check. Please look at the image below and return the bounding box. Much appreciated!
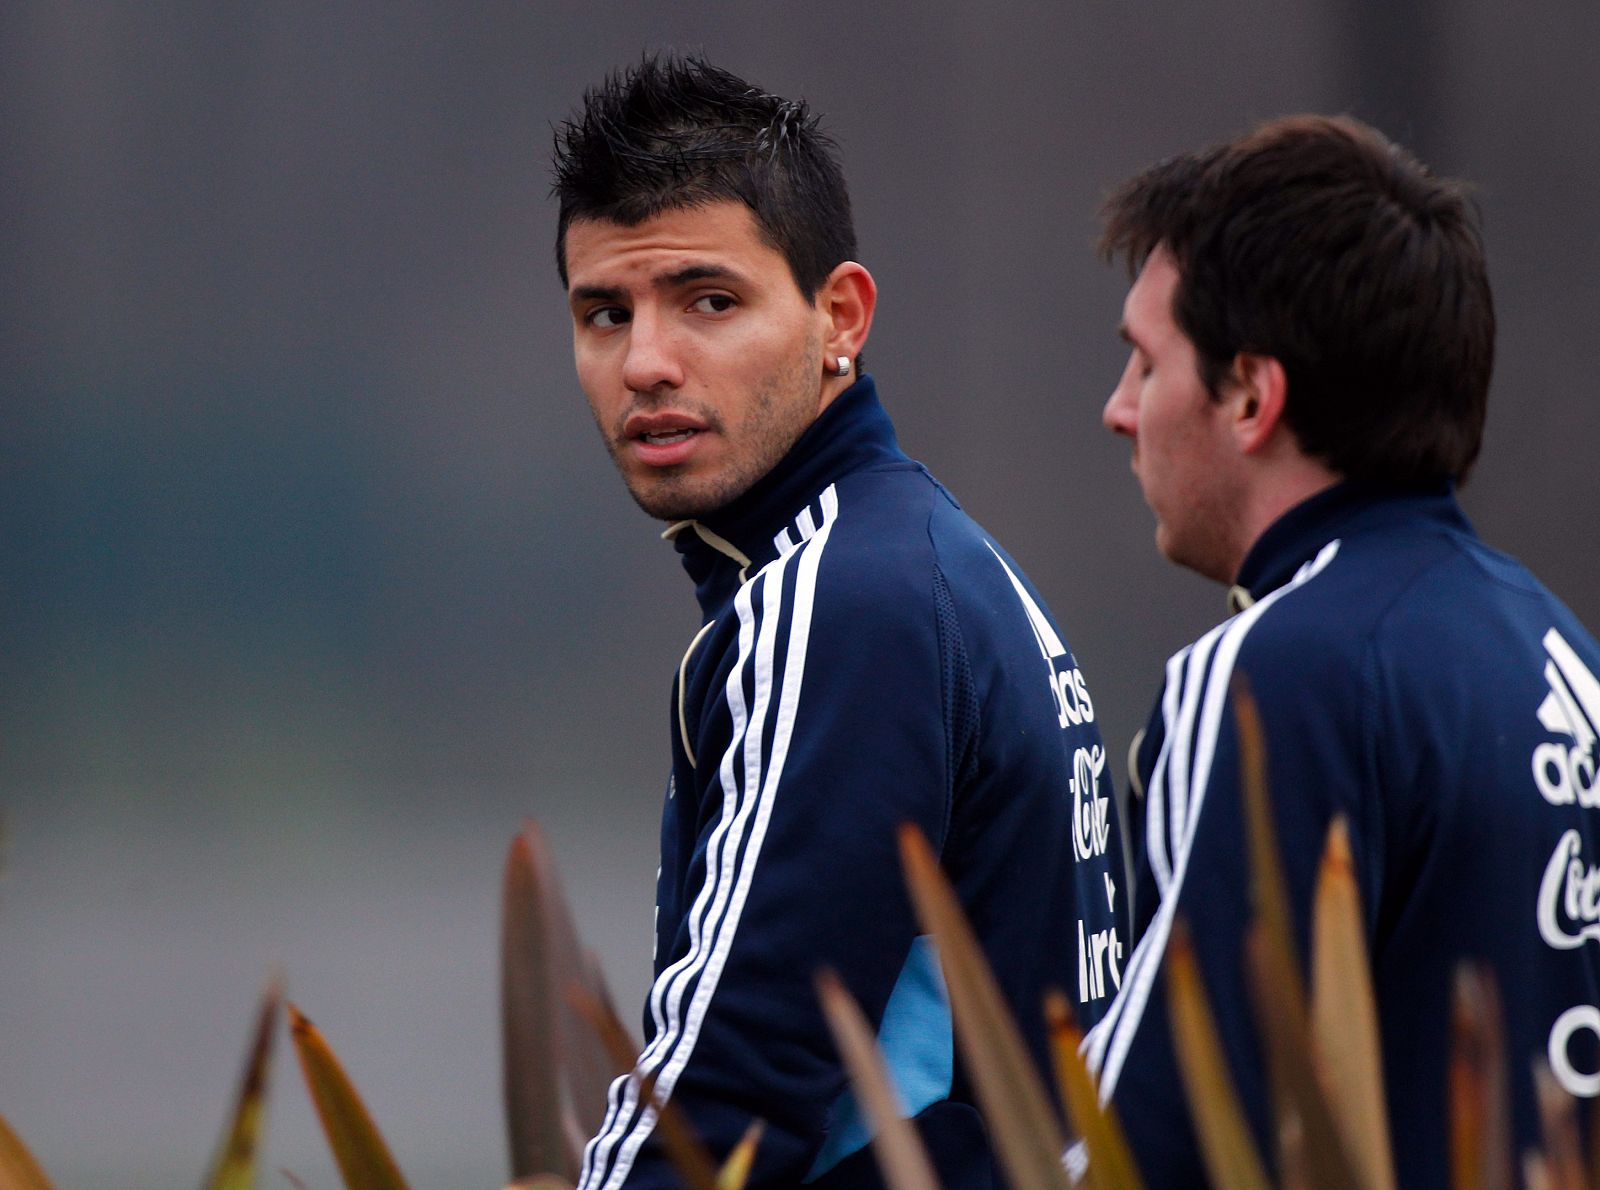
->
[1228,351,1290,455]
[818,262,877,363]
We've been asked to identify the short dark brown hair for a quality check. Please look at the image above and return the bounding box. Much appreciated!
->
[1101,114,1494,485]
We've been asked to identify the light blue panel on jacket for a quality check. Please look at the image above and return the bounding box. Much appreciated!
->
[804,934,953,1181]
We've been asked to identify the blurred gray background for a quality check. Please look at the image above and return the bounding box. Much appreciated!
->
[4,1,1596,1183]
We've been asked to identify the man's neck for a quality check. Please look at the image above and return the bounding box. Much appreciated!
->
[1228,460,1342,584]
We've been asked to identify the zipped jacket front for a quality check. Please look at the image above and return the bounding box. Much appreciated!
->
[579,377,1124,1188]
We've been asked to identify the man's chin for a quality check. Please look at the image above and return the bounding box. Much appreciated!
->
[625,475,742,523]
[1156,525,1234,585]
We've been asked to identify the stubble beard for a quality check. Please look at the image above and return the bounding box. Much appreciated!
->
[609,338,823,522]
[1154,471,1247,585]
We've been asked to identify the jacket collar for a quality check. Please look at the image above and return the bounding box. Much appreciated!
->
[664,374,909,614]
[1230,479,1472,609]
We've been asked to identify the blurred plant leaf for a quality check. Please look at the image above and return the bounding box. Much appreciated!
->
[1590,1094,1600,1190]
[505,1179,576,1189]
[1533,1062,1583,1190]
[0,1113,52,1190]
[287,1004,409,1190]
[1232,677,1302,1006]
[568,985,719,1190]
[715,1118,764,1190]
[1233,680,1363,1189]
[1522,1152,1552,1190]
[1310,817,1395,1190]
[1449,964,1511,1190]
[1043,990,1142,1190]
[1243,927,1363,1189]
[502,822,626,1181]
[898,823,1072,1189]
[202,974,282,1190]
[1163,922,1270,1190]
[814,968,939,1190]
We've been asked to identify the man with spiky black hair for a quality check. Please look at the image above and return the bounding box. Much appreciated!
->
[554,56,1124,1187]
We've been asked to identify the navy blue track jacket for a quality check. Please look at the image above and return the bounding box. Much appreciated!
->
[1087,481,1600,1186]
[578,377,1125,1188]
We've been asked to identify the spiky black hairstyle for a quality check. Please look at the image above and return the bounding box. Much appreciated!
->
[551,54,857,299]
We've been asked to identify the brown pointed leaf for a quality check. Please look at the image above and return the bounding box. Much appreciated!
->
[1533,1061,1583,1190]
[1589,1093,1600,1190]
[1244,922,1364,1189]
[203,974,283,1190]
[1162,923,1271,1190]
[1450,965,1512,1190]
[1043,990,1142,1190]
[286,1004,409,1190]
[1233,680,1363,1189]
[567,985,719,1190]
[715,1118,765,1190]
[1232,677,1303,1007]
[502,822,629,1181]
[502,827,564,1178]
[0,1114,53,1190]
[814,969,940,1190]
[564,982,639,1094]
[1310,817,1395,1190]
[898,823,1072,1189]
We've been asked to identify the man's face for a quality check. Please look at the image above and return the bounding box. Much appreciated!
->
[1102,248,1246,583]
[565,201,831,521]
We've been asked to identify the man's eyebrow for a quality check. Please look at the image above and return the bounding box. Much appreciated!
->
[660,264,746,288]
[570,284,623,304]
[569,265,748,306]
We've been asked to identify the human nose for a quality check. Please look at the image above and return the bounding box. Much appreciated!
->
[620,308,685,392]
[1103,355,1139,437]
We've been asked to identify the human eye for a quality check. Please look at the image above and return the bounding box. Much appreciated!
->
[585,306,630,329]
[689,293,737,315]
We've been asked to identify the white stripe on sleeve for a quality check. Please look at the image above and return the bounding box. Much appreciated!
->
[579,485,841,1189]
[1083,541,1340,1098]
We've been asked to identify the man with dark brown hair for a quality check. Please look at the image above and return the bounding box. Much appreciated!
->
[1087,115,1600,1185]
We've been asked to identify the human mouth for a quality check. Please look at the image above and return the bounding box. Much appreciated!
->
[625,412,711,467]
[640,428,699,446]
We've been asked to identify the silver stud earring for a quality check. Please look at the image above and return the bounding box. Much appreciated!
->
[835,355,852,377]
